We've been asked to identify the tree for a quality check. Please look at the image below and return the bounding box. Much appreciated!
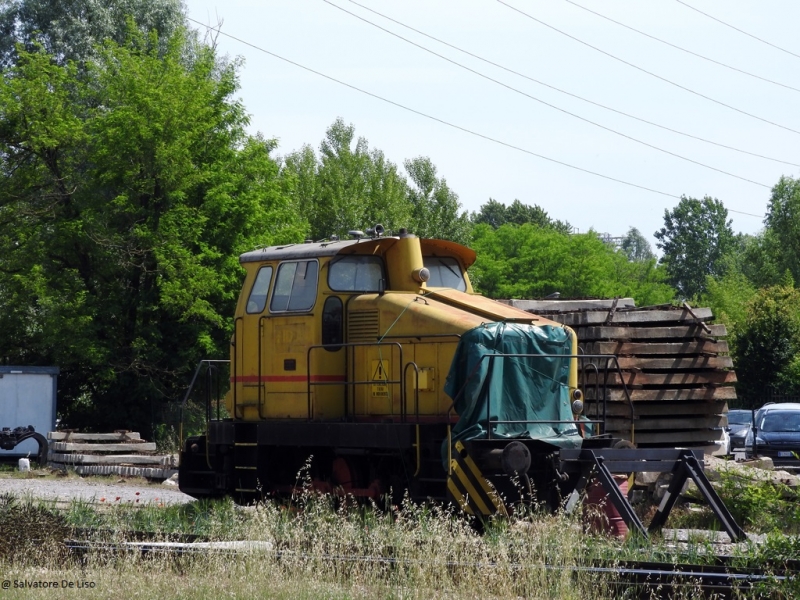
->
[472,198,571,234]
[404,156,471,245]
[469,223,674,304]
[733,285,800,407]
[282,118,410,240]
[0,30,304,432]
[620,227,655,262]
[0,0,186,69]
[654,195,734,299]
[764,176,800,286]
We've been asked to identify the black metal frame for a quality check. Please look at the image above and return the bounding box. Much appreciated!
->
[560,447,747,541]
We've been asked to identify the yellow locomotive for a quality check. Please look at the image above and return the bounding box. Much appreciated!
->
[179,226,749,538]
[180,225,599,515]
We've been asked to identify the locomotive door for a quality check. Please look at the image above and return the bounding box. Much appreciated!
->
[236,265,274,419]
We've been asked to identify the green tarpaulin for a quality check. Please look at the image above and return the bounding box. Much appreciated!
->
[443,322,582,466]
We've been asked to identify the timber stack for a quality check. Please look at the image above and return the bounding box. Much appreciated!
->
[48,431,177,479]
[504,299,733,450]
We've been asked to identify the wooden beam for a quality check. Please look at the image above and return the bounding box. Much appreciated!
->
[50,442,157,453]
[48,432,142,441]
[554,307,713,326]
[584,371,737,386]
[617,430,724,444]
[613,356,734,370]
[576,324,727,340]
[584,341,729,355]
[508,298,636,312]
[605,415,726,431]
[586,400,728,417]
[48,452,174,465]
[583,387,737,401]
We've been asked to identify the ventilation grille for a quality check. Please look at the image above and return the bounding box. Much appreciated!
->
[348,310,380,341]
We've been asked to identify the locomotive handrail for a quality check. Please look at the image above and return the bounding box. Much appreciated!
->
[445,353,636,442]
[232,316,243,419]
[257,316,269,420]
[179,359,230,448]
[402,362,421,423]
[306,342,404,420]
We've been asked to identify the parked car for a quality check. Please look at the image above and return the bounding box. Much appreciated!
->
[726,409,753,454]
[744,403,800,471]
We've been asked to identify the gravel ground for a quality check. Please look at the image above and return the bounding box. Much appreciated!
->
[0,473,193,506]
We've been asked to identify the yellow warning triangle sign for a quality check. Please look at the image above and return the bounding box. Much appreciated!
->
[372,360,388,381]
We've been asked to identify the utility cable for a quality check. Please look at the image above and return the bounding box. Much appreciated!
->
[185,17,764,218]
[674,0,800,61]
[324,0,769,188]
[497,0,800,136]
[338,0,800,169]
[186,16,679,198]
[565,0,800,94]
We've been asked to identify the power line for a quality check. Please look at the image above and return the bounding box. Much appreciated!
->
[184,17,764,219]
[324,0,769,188]
[338,0,799,169]
[674,0,800,61]
[184,16,680,200]
[497,0,800,137]
[564,0,800,94]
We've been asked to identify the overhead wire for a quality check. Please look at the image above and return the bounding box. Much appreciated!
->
[338,0,799,169]
[496,0,800,136]
[184,17,764,218]
[324,0,769,188]
[674,0,800,61]
[564,0,800,94]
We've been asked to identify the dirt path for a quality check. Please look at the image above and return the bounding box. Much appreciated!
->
[0,473,193,506]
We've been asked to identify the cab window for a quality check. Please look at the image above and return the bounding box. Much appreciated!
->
[423,256,466,291]
[270,260,319,312]
[246,266,273,314]
[328,255,384,292]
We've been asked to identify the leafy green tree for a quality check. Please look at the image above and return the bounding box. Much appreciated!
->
[733,285,800,407]
[620,227,656,262]
[469,223,674,304]
[404,156,471,245]
[0,31,304,431]
[654,195,734,299]
[0,0,185,68]
[472,198,572,234]
[764,176,800,286]
[282,118,410,240]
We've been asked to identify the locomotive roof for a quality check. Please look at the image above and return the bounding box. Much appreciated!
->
[239,239,362,263]
[240,236,477,267]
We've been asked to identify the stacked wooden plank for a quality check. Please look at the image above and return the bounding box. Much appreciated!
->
[506,299,734,449]
[48,431,177,479]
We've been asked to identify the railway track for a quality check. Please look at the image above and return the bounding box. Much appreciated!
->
[63,533,796,599]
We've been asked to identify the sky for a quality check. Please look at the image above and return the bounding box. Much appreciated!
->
[184,0,799,246]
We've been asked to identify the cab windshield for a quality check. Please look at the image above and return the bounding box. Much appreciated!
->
[423,256,466,291]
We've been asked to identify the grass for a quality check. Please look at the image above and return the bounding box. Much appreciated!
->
[1,463,799,599]
[0,490,616,600]
[2,488,797,600]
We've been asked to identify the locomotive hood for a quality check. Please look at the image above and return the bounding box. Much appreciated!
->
[443,321,581,459]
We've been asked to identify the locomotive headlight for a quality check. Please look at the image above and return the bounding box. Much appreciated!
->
[571,388,584,414]
[412,267,431,283]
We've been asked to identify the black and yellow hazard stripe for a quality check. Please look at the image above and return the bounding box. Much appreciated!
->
[446,440,507,516]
